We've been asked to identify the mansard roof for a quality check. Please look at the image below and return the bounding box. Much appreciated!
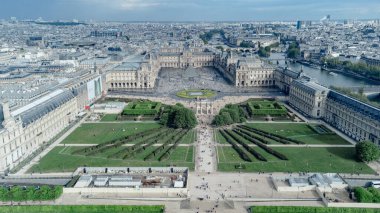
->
[11,89,75,127]
[328,90,380,121]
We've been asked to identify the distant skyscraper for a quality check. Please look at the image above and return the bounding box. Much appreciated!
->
[296,20,303,30]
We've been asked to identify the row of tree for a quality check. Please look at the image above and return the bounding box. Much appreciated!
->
[323,57,380,81]
[0,186,62,202]
[330,86,380,108]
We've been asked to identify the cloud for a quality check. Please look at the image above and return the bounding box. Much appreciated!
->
[79,0,178,10]
[118,0,161,10]
[1,0,380,21]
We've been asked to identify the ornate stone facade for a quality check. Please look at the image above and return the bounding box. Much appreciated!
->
[106,47,277,90]
[288,78,380,145]
[324,91,380,145]
[0,90,78,173]
[289,79,329,118]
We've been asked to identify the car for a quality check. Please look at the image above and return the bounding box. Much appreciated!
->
[370,181,380,189]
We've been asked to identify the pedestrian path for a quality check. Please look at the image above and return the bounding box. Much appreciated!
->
[195,125,217,173]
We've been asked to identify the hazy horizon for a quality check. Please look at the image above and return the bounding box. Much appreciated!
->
[1,0,380,22]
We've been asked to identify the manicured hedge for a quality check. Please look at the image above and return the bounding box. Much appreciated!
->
[309,124,335,135]
[158,130,189,161]
[233,129,288,160]
[122,101,161,116]
[355,187,380,203]
[238,125,304,144]
[224,130,267,161]
[0,186,62,202]
[234,128,270,144]
[118,128,170,159]
[247,100,287,116]
[219,130,251,162]
[144,130,186,161]
[250,206,379,213]
[0,205,164,213]
[74,127,163,156]
[237,125,289,144]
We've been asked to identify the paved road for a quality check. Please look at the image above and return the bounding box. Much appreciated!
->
[84,121,159,124]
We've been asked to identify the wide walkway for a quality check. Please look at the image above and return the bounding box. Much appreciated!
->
[195,124,217,173]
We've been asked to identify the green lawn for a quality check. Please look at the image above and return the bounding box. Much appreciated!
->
[245,123,350,145]
[0,205,164,213]
[100,114,119,121]
[216,130,229,144]
[176,89,216,99]
[217,146,374,174]
[61,123,161,144]
[180,129,196,144]
[29,143,194,173]
[250,206,379,213]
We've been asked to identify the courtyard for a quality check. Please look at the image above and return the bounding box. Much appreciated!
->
[156,67,280,99]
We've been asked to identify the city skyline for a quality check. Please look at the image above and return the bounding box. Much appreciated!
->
[1,0,380,22]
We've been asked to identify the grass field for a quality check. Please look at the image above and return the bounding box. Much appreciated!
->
[215,123,374,173]
[0,205,164,213]
[100,114,119,121]
[30,128,195,173]
[217,146,374,174]
[244,123,350,145]
[29,145,194,173]
[61,123,161,144]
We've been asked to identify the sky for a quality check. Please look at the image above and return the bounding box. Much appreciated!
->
[1,0,380,22]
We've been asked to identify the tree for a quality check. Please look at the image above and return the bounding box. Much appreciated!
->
[26,187,35,201]
[239,41,255,48]
[355,187,373,203]
[54,186,63,199]
[167,106,197,129]
[213,115,225,126]
[40,186,51,200]
[221,112,233,125]
[11,186,24,201]
[0,187,9,201]
[286,42,300,59]
[258,47,270,57]
[159,113,169,126]
[287,48,300,58]
[356,141,380,163]
[216,46,224,52]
